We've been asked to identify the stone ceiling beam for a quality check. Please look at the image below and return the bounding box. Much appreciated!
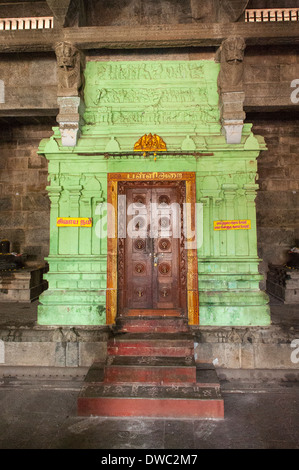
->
[46,0,86,28]
[46,0,72,28]
[0,22,298,53]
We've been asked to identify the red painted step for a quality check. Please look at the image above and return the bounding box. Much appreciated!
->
[107,333,194,357]
[77,314,225,419]
[104,356,196,384]
[116,316,189,334]
[78,383,224,419]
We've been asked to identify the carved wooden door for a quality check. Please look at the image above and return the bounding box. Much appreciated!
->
[118,182,186,315]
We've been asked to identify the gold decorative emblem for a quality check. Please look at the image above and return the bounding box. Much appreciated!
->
[134,133,167,152]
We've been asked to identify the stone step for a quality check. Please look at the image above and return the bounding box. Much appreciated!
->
[104,356,196,384]
[0,282,47,302]
[196,363,221,387]
[115,316,189,334]
[77,382,224,418]
[0,266,48,302]
[77,323,224,419]
[108,332,194,357]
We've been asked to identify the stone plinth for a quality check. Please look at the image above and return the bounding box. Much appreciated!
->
[267,264,299,304]
[0,316,298,372]
[0,265,48,303]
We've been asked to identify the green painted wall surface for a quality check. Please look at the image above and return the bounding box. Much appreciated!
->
[38,60,270,326]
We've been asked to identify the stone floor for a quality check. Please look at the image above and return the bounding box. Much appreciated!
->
[0,372,298,449]
[0,294,298,449]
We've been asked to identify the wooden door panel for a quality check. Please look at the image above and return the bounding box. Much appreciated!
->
[152,187,179,310]
[119,182,186,315]
[126,188,152,309]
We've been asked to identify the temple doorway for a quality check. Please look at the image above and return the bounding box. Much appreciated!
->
[117,181,187,317]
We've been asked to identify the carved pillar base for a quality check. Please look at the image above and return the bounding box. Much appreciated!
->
[222,120,244,144]
[57,96,82,147]
[220,91,245,144]
[59,122,80,147]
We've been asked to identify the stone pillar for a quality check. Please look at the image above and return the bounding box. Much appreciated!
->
[46,175,62,256]
[216,36,246,144]
[54,41,85,147]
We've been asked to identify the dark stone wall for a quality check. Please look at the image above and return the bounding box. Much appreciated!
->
[85,0,194,26]
[251,113,299,282]
[0,122,53,262]
[0,53,57,113]
[248,1,299,8]
[84,0,248,26]
[244,46,299,111]
[0,1,52,18]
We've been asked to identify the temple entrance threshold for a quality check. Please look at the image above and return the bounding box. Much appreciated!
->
[78,173,223,418]
[77,315,224,418]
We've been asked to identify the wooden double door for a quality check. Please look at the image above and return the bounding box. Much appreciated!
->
[118,181,187,315]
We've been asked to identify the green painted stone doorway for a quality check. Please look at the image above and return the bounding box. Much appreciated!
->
[37,59,270,327]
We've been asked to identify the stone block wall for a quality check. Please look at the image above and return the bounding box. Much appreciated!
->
[0,53,57,112]
[244,45,299,110]
[0,122,53,261]
[251,113,299,283]
[0,2,51,18]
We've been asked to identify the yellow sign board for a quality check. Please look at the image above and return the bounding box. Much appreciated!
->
[57,217,92,227]
[127,172,183,180]
[214,220,251,231]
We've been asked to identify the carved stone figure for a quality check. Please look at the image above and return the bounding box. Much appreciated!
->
[54,41,86,146]
[216,36,246,144]
[54,41,84,96]
[217,36,246,93]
